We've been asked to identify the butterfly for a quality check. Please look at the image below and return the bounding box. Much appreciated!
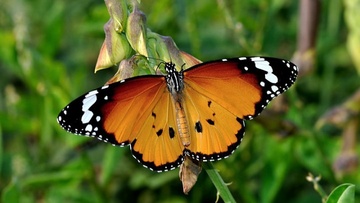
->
[57,56,298,172]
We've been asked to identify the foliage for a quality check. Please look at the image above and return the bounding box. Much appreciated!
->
[327,183,355,203]
[0,0,359,202]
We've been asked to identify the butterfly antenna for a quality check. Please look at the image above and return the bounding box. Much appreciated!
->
[145,57,168,72]
[146,56,166,64]
[180,63,187,71]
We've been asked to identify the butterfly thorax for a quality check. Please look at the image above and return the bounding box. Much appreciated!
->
[165,63,190,147]
[165,63,184,94]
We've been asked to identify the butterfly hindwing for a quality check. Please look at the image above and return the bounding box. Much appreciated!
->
[183,85,245,161]
[130,89,184,171]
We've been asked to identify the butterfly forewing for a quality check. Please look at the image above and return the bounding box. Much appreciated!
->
[184,57,298,120]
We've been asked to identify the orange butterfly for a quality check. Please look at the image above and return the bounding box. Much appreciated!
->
[57,57,298,172]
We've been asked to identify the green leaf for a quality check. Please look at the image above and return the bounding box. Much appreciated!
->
[99,146,122,186]
[326,183,355,203]
[2,179,20,203]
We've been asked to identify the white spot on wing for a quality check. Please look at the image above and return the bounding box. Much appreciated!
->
[85,90,99,98]
[271,85,279,92]
[85,124,93,132]
[252,57,278,83]
[81,111,94,124]
[82,95,97,111]
[265,73,278,84]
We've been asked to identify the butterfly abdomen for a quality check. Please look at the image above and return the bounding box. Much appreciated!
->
[174,100,191,147]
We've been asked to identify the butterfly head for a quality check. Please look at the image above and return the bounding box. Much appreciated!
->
[165,62,184,95]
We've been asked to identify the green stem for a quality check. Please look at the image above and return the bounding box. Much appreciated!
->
[203,162,236,203]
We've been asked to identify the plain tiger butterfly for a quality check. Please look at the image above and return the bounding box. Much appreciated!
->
[57,56,298,172]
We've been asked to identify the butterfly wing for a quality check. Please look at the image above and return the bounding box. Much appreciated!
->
[57,76,184,172]
[182,56,298,161]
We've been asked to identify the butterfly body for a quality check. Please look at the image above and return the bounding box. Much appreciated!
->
[164,63,191,147]
[58,57,298,172]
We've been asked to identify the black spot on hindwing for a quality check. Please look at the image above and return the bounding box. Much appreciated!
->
[195,121,202,133]
[169,127,175,138]
[156,129,163,136]
[206,119,215,125]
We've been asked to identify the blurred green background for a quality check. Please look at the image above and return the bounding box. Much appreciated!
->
[0,0,359,202]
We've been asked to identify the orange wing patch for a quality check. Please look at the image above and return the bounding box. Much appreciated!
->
[131,90,184,171]
[100,76,184,171]
[182,82,245,161]
[102,77,166,144]
[184,61,262,119]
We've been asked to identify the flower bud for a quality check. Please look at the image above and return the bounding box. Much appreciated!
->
[104,0,128,32]
[126,7,148,57]
[95,19,132,72]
